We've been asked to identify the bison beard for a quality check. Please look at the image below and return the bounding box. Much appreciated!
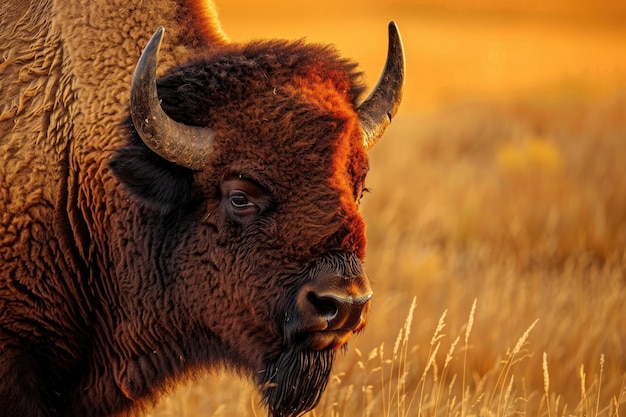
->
[259,345,336,417]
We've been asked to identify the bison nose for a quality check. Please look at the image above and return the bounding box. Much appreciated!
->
[306,291,372,331]
[296,275,373,333]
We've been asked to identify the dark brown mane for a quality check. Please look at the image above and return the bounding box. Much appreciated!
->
[156,40,367,127]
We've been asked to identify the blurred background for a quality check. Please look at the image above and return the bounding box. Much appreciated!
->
[218,0,626,111]
[150,1,626,416]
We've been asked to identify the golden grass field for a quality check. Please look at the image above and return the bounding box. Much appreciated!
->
[149,1,626,416]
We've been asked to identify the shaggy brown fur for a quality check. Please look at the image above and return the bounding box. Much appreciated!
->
[0,1,399,416]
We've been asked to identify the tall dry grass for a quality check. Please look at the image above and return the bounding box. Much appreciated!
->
[147,2,626,416]
[345,92,626,417]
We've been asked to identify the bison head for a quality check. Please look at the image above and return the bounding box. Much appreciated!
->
[109,24,403,417]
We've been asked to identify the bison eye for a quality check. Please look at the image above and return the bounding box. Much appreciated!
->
[220,176,273,223]
[230,192,255,209]
[227,191,259,220]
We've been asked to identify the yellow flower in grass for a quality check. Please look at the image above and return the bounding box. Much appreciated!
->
[497,135,563,173]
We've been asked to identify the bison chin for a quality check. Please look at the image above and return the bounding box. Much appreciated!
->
[258,345,336,417]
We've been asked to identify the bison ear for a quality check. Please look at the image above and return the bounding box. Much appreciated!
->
[109,144,194,214]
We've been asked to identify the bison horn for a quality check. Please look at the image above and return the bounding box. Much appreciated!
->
[130,27,214,170]
[357,22,406,150]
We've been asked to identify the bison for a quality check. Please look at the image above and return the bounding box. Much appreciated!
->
[0,0,404,416]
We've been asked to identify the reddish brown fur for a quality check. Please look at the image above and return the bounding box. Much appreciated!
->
[291,63,370,258]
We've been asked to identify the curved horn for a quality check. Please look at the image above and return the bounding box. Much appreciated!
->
[130,27,214,170]
[357,22,406,150]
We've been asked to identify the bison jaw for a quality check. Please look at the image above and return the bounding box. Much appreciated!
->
[255,305,369,417]
[258,345,335,417]
[254,253,371,417]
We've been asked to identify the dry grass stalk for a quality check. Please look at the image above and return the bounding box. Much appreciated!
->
[543,352,551,417]
[462,299,477,417]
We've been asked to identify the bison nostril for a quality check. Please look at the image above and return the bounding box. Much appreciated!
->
[307,292,339,321]
[304,290,372,332]
[294,264,373,336]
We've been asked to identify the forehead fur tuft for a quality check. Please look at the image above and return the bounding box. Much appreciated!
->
[226,39,365,104]
[239,39,368,106]
[157,39,367,122]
